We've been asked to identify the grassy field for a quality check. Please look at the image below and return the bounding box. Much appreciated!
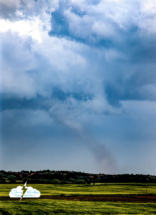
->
[1,199,156,214]
[0,183,156,197]
[1,183,156,214]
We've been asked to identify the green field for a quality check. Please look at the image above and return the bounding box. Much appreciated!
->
[1,200,156,215]
[0,183,156,197]
[1,183,156,214]
[0,183,156,196]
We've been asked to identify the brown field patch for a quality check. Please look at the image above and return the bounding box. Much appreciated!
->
[1,195,156,202]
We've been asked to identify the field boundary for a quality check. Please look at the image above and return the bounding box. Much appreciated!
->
[1,195,156,202]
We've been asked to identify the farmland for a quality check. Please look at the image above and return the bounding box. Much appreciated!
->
[1,183,156,197]
[1,183,156,214]
[1,199,156,214]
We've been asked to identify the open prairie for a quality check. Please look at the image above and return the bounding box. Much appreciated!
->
[1,183,156,214]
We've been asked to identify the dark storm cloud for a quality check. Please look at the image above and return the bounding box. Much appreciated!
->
[0,2,17,19]
[47,0,156,105]
[1,0,156,174]
[49,2,116,48]
[1,88,93,112]
[105,61,156,105]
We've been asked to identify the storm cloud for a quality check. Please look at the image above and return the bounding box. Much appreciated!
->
[0,0,156,174]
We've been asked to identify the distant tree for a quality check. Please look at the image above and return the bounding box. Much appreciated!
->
[51,179,60,184]
[8,175,16,182]
[77,179,86,184]
[69,178,77,183]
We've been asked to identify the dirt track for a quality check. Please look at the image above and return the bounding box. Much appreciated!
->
[1,195,156,202]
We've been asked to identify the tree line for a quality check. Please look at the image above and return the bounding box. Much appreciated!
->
[0,170,155,184]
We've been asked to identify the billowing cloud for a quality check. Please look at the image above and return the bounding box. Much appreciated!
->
[0,0,156,174]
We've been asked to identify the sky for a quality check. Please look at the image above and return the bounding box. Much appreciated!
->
[0,0,156,174]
